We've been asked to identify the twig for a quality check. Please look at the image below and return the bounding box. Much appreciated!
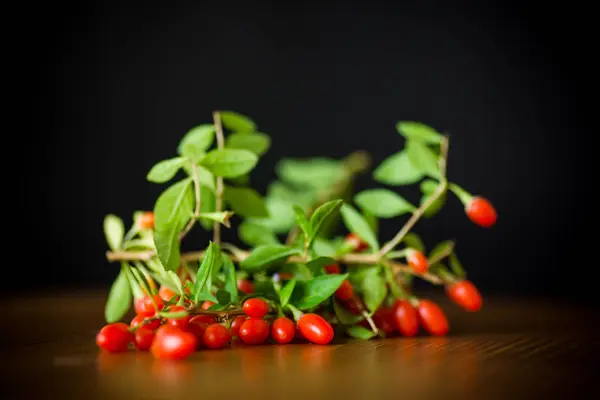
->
[179,163,202,241]
[212,111,225,245]
[377,136,450,257]
[388,261,444,285]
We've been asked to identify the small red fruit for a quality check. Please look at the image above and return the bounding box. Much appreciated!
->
[201,301,215,310]
[324,264,341,274]
[237,279,255,294]
[297,313,334,345]
[392,300,419,336]
[239,318,270,345]
[271,317,296,344]
[417,300,449,336]
[203,324,232,349]
[345,233,369,252]
[230,316,247,337]
[138,211,155,230]
[134,295,164,317]
[373,307,396,335]
[130,315,161,331]
[465,196,497,228]
[189,315,217,326]
[134,327,155,351]
[166,305,190,329]
[243,298,269,319]
[158,286,176,301]
[96,323,134,353]
[446,280,482,312]
[407,249,429,274]
[334,280,354,301]
[185,322,208,347]
[151,325,197,360]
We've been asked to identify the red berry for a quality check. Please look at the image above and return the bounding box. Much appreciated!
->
[392,300,419,336]
[407,249,429,274]
[345,300,361,315]
[230,316,247,337]
[237,279,255,294]
[373,307,396,335]
[158,286,176,301]
[345,233,369,252]
[271,317,295,344]
[130,315,161,331]
[96,323,134,353]
[185,322,208,347]
[134,327,155,351]
[239,318,270,345]
[203,324,231,349]
[334,280,354,301]
[417,300,449,336]
[189,315,217,326]
[324,264,341,274]
[166,305,190,329]
[134,295,164,317]
[446,280,482,312]
[138,211,155,230]
[243,298,269,319]
[151,325,197,360]
[465,196,497,228]
[201,301,215,310]
[297,313,334,345]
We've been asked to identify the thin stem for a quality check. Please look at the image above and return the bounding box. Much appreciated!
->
[179,162,202,241]
[377,136,450,257]
[212,111,225,244]
[388,261,444,285]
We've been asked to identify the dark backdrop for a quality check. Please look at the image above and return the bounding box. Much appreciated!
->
[25,1,591,302]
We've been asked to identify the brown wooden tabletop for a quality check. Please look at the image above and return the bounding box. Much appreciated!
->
[1,290,598,399]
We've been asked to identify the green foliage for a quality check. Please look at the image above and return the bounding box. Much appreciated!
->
[219,111,256,133]
[308,199,343,248]
[147,157,186,183]
[406,140,440,179]
[373,150,424,186]
[104,265,131,323]
[354,189,415,218]
[293,273,349,310]
[238,221,280,247]
[223,186,269,218]
[278,279,296,308]
[200,149,258,178]
[226,132,271,156]
[194,242,221,303]
[340,204,380,251]
[396,121,442,145]
[177,124,215,156]
[346,325,377,339]
[103,214,124,251]
[240,245,302,272]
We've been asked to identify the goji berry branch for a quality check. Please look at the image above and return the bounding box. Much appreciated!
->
[212,111,225,245]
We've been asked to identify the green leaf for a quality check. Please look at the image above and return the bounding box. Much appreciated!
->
[340,204,380,251]
[178,124,216,155]
[194,242,222,302]
[222,254,239,303]
[165,271,184,294]
[247,197,296,234]
[306,257,336,277]
[153,178,194,231]
[276,158,344,189]
[240,245,302,273]
[103,214,124,251]
[396,121,442,145]
[200,149,258,178]
[226,132,271,156]
[312,238,338,257]
[180,144,205,164]
[294,273,349,310]
[188,164,215,192]
[147,157,186,183]
[292,205,310,240]
[449,252,466,278]
[354,189,415,219]
[333,298,364,325]
[154,226,181,271]
[278,279,296,308]
[197,211,234,228]
[105,265,132,323]
[361,267,387,313]
[420,179,439,195]
[199,185,216,230]
[219,111,257,133]
[159,310,189,319]
[429,240,454,260]
[402,233,425,252]
[373,150,424,186]
[238,221,279,247]
[215,290,231,305]
[421,192,447,218]
[267,181,316,208]
[223,186,268,218]
[346,325,377,340]
[406,140,440,179]
[308,199,343,247]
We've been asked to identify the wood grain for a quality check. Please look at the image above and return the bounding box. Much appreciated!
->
[0,290,597,399]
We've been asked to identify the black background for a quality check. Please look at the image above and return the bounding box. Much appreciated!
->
[25,1,591,303]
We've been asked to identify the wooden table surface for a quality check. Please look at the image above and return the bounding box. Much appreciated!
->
[1,290,598,399]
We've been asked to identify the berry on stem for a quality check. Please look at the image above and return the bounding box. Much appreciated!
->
[334,280,354,301]
[324,264,341,274]
[239,318,270,345]
[297,313,334,345]
[230,316,247,337]
[465,196,497,228]
[407,249,429,274]
[203,324,231,349]
[237,279,255,294]
[138,211,155,230]
[446,280,482,312]
[393,300,419,336]
[135,294,164,317]
[373,307,396,335]
[96,323,134,353]
[134,327,155,351]
[271,317,295,344]
[189,315,217,326]
[130,315,161,331]
[344,233,369,252]
[151,325,197,360]
[243,298,269,319]
[417,300,449,336]
[166,305,190,329]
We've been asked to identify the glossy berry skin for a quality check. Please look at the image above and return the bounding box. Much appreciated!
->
[138,211,155,230]
[130,315,161,331]
[239,318,270,345]
[203,324,231,349]
[417,300,449,336]
[446,280,483,312]
[166,305,190,329]
[134,295,164,317]
[271,317,296,344]
[96,323,134,353]
[297,314,334,345]
[151,325,197,360]
[392,300,419,336]
[373,307,396,335]
[134,327,155,351]
[237,279,255,294]
[243,298,269,318]
[407,250,429,274]
[324,264,341,274]
[189,315,217,326]
[230,316,247,337]
[465,196,497,228]
[185,323,208,347]
[201,301,215,310]
[345,233,369,252]
[334,280,354,301]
